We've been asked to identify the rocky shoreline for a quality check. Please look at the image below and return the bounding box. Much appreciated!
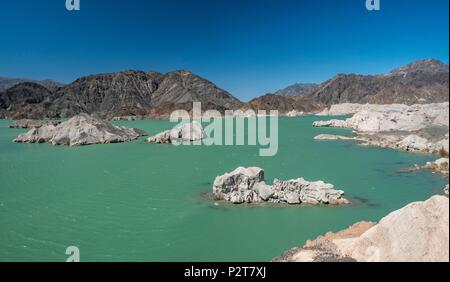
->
[212,167,349,205]
[272,102,450,262]
[313,103,449,155]
[313,103,450,176]
[274,195,449,262]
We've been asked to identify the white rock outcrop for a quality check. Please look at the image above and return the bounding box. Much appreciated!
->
[13,114,147,146]
[316,103,366,116]
[285,110,305,117]
[275,196,449,262]
[335,196,449,262]
[148,121,206,144]
[317,103,449,132]
[313,103,449,156]
[314,134,359,141]
[423,158,449,175]
[212,167,349,205]
[312,119,349,128]
[349,106,442,132]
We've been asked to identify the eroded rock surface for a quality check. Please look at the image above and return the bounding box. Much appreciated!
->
[13,114,146,146]
[212,167,349,205]
[313,103,449,156]
[274,196,449,262]
[423,158,449,175]
[147,121,206,144]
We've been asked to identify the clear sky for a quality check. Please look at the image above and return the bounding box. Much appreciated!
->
[0,0,448,101]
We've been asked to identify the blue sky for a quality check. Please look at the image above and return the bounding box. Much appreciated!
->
[0,0,448,101]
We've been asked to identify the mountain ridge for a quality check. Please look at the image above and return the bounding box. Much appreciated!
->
[1,59,448,119]
[302,59,449,106]
[273,83,319,97]
[0,70,242,119]
[0,76,63,92]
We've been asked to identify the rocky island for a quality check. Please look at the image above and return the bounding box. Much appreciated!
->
[13,113,147,146]
[212,167,349,205]
[147,121,206,144]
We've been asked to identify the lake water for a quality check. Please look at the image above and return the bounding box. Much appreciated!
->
[0,117,447,262]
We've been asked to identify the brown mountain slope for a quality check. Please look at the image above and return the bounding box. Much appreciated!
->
[1,70,242,119]
[304,59,449,105]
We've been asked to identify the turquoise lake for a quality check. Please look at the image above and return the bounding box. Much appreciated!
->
[0,117,447,262]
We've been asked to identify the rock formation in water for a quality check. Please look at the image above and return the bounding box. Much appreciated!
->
[314,134,363,141]
[13,113,147,146]
[423,158,449,175]
[9,119,61,129]
[147,121,206,144]
[313,103,449,156]
[274,195,449,262]
[212,167,349,205]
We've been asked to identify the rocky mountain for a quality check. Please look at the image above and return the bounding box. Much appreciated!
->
[1,59,448,120]
[273,83,319,97]
[0,82,55,119]
[304,59,449,106]
[0,77,63,92]
[242,94,324,114]
[0,70,242,119]
[389,59,449,76]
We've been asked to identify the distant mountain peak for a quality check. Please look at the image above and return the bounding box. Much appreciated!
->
[389,59,449,76]
[273,83,319,97]
[0,77,64,92]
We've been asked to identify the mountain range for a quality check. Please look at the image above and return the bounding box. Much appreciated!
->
[0,59,448,119]
[0,77,63,92]
[303,59,449,105]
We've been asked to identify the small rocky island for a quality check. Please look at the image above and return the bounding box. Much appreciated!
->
[212,167,349,205]
[13,113,147,146]
[148,121,206,144]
